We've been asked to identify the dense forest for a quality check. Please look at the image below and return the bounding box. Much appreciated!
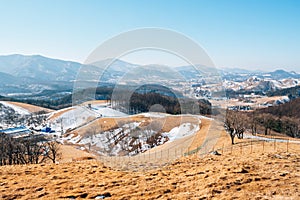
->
[126,93,211,115]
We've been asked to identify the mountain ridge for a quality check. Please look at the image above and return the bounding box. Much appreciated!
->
[0,54,298,78]
[0,54,299,96]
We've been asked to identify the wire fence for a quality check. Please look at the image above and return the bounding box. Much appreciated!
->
[193,137,300,158]
[69,134,300,171]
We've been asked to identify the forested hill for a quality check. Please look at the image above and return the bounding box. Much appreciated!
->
[259,97,300,119]
[0,87,212,115]
[251,97,300,138]
[267,85,300,99]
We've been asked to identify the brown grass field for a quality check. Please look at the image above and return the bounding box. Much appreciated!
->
[3,101,54,113]
[48,107,74,120]
[73,115,200,138]
[1,117,299,199]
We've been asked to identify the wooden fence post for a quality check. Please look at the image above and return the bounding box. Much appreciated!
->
[240,143,242,154]
[222,143,224,154]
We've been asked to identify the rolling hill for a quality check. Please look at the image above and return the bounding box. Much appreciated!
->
[0,120,299,199]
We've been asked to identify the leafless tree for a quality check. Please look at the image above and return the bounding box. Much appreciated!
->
[44,141,61,163]
[250,110,258,135]
[281,117,299,138]
[225,110,246,144]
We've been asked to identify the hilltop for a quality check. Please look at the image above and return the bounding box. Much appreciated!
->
[0,132,299,199]
[0,100,300,199]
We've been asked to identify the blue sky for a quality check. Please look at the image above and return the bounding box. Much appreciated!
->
[0,0,299,71]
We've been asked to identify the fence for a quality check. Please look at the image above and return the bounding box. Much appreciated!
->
[194,137,300,158]
[91,135,300,171]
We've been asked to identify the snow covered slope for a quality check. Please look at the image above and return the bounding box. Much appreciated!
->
[224,77,300,92]
[164,123,200,142]
[48,103,127,134]
[58,112,201,156]
[0,101,30,115]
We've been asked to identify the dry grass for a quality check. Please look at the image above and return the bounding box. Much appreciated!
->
[80,100,109,106]
[0,141,299,199]
[4,101,53,113]
[160,116,199,133]
[74,115,200,138]
[59,145,96,163]
[48,107,74,120]
[1,112,299,199]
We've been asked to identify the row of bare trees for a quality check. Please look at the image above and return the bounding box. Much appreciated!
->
[225,108,300,144]
[0,133,60,166]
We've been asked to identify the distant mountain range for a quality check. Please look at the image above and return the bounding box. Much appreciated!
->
[0,54,299,96]
[0,54,81,82]
[221,68,300,82]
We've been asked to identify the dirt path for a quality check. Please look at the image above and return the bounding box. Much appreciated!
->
[244,133,300,143]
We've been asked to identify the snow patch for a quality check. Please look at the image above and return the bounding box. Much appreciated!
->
[0,101,30,115]
[48,105,127,132]
[139,112,169,118]
[163,123,200,142]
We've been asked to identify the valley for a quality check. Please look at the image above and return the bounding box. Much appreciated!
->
[1,55,300,199]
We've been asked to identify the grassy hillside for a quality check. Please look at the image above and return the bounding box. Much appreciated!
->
[1,109,299,199]
[0,141,299,199]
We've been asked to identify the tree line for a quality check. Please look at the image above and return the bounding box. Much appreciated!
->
[110,92,211,115]
[1,85,211,116]
[0,133,60,166]
[225,98,300,144]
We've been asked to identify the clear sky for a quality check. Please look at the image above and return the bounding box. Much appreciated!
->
[0,0,299,72]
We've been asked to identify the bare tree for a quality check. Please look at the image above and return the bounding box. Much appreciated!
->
[282,117,299,138]
[44,141,61,163]
[250,110,258,135]
[225,110,246,144]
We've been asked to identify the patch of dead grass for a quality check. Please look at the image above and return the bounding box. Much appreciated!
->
[1,141,299,199]
[5,101,53,113]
